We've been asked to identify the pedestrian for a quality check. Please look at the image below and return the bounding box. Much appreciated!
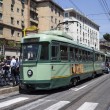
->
[15,58,20,85]
[2,58,10,85]
[10,56,17,86]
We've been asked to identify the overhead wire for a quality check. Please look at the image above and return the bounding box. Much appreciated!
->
[98,0,110,21]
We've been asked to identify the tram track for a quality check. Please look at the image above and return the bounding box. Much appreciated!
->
[0,92,50,110]
[0,74,109,110]
[1,88,66,110]
[60,74,110,110]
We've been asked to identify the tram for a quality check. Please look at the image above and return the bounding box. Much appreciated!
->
[19,30,107,93]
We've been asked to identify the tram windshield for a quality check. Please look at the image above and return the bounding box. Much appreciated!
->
[22,43,39,61]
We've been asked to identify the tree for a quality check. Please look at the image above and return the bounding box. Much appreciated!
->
[103,33,110,41]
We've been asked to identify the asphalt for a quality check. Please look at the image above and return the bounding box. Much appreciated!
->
[0,86,19,95]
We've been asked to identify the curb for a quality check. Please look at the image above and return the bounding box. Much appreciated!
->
[0,86,19,95]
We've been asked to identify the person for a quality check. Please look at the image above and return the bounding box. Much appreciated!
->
[2,58,10,85]
[15,58,20,85]
[10,56,17,86]
[105,59,110,74]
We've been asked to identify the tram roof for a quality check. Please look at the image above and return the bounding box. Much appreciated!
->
[22,30,98,51]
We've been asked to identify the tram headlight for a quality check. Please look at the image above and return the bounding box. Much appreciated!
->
[27,70,33,77]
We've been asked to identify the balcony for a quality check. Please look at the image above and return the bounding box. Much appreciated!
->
[30,17,38,24]
[30,7,37,13]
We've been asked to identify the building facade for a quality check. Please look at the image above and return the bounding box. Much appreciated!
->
[37,0,64,32]
[64,8,100,50]
[0,0,39,58]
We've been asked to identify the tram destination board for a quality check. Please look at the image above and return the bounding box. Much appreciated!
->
[24,38,39,43]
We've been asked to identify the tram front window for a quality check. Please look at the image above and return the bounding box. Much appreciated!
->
[22,44,39,61]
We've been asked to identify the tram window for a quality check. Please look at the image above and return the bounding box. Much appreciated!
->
[82,50,85,61]
[60,45,68,60]
[51,45,59,60]
[22,44,39,61]
[75,48,78,61]
[82,50,86,61]
[90,52,93,61]
[40,44,49,60]
[79,49,82,61]
[70,47,75,61]
[99,54,101,61]
[88,52,90,61]
[102,55,105,61]
[95,54,98,61]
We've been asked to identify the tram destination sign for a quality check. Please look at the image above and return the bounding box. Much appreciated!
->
[24,38,39,43]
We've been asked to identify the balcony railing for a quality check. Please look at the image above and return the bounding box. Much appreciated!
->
[30,17,38,24]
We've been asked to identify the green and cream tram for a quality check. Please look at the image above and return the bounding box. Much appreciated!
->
[19,30,105,92]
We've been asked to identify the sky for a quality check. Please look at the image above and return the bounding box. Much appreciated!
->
[54,0,110,39]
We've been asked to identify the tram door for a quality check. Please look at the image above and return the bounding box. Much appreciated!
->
[51,42,70,86]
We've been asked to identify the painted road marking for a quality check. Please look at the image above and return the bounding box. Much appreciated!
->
[0,97,28,108]
[15,99,52,110]
[44,101,70,110]
[70,85,88,91]
[77,102,98,110]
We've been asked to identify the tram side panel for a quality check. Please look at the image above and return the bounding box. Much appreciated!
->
[51,63,71,88]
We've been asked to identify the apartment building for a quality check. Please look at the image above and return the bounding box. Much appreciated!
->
[100,39,110,53]
[0,0,39,58]
[37,0,64,32]
[64,8,100,50]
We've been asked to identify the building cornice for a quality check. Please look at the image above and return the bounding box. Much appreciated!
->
[64,8,100,28]
[37,0,64,11]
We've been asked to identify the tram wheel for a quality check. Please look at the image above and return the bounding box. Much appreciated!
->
[91,72,96,79]
[70,78,78,87]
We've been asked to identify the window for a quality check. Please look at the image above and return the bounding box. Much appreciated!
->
[17,20,19,25]
[55,18,57,24]
[58,11,60,16]
[0,2,2,7]
[17,33,20,37]
[75,48,79,61]
[21,21,24,26]
[17,8,19,12]
[60,45,68,61]
[65,13,69,17]
[22,43,39,61]
[11,17,14,24]
[21,0,25,4]
[70,47,75,61]
[51,44,59,61]
[40,43,49,60]
[0,13,2,20]
[55,8,57,14]
[79,49,82,61]
[11,4,14,12]
[0,0,3,2]
[21,9,24,16]
[51,16,53,22]
[0,25,3,34]
[51,6,53,12]
[51,26,53,30]
[11,29,14,36]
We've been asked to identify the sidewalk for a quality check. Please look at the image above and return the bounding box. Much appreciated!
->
[0,85,19,95]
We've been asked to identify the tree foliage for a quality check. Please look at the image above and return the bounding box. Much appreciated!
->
[103,33,110,41]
